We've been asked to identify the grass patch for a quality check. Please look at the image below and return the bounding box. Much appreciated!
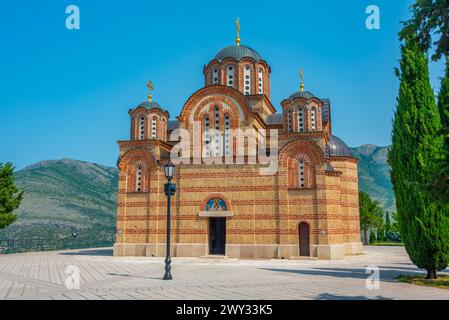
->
[370,241,404,246]
[396,274,449,290]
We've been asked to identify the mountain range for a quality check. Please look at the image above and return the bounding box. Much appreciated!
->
[0,145,394,240]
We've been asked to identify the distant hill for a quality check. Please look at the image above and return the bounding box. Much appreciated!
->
[351,144,396,212]
[0,159,117,240]
[0,148,395,241]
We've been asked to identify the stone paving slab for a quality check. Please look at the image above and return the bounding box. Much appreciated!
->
[0,246,447,300]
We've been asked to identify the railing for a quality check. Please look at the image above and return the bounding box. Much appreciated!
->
[0,234,116,254]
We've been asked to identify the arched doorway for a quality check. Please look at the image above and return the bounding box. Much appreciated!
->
[206,197,227,255]
[298,222,310,257]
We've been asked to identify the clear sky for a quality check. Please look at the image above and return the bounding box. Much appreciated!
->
[0,0,446,169]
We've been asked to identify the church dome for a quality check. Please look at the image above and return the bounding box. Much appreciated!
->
[214,45,263,62]
[137,101,166,112]
[327,135,352,157]
[289,91,316,100]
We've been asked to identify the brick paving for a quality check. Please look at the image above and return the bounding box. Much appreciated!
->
[0,246,447,300]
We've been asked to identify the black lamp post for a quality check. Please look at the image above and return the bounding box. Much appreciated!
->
[163,161,176,280]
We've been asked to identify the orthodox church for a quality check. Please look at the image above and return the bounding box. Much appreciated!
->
[114,23,363,259]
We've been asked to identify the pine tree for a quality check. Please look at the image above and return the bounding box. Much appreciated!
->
[388,35,449,279]
[0,163,23,229]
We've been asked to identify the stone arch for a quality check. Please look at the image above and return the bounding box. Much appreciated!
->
[179,86,253,126]
[118,149,158,193]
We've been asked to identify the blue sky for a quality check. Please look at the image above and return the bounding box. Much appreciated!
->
[0,0,446,169]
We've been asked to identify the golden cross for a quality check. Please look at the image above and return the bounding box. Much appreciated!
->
[299,68,304,92]
[236,18,240,46]
[146,80,154,102]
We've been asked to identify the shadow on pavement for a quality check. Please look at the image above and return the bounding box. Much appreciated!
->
[316,293,393,300]
[59,248,113,256]
[259,266,423,282]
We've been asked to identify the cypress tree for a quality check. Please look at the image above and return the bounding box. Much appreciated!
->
[388,35,449,279]
[438,57,449,147]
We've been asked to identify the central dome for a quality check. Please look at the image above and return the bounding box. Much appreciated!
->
[289,91,316,100]
[214,45,263,61]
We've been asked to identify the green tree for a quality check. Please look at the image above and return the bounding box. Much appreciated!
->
[359,191,384,245]
[0,163,23,229]
[385,212,392,235]
[400,0,449,61]
[422,58,449,205]
[388,35,449,279]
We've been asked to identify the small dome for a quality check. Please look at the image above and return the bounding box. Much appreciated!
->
[214,45,263,62]
[137,101,166,112]
[327,135,352,157]
[289,91,316,100]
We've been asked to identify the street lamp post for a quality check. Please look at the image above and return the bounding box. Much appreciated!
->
[163,161,176,280]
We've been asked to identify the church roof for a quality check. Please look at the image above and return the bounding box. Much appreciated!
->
[327,135,352,157]
[289,91,316,100]
[136,101,166,111]
[214,45,263,62]
[266,113,284,125]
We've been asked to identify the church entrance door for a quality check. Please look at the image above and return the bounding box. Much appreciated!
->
[299,222,310,256]
[209,218,226,255]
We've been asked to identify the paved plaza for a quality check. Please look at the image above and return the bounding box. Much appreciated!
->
[0,246,447,300]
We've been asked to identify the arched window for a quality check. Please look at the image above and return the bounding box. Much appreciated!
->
[213,68,219,85]
[139,116,145,140]
[151,116,157,139]
[288,155,314,190]
[299,160,306,188]
[136,166,142,192]
[258,67,263,94]
[204,115,210,157]
[214,106,221,157]
[224,114,230,156]
[288,109,292,132]
[227,65,234,88]
[298,108,304,132]
[244,65,251,95]
[310,107,316,131]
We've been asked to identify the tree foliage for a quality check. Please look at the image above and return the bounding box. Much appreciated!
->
[359,191,384,245]
[422,59,449,205]
[400,0,449,61]
[0,163,23,229]
[388,35,449,279]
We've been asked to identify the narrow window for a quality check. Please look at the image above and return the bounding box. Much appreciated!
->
[244,65,251,95]
[214,106,221,157]
[139,116,145,140]
[298,108,304,132]
[311,107,316,131]
[288,109,292,132]
[151,116,157,139]
[204,116,210,157]
[258,67,263,94]
[299,161,305,188]
[227,66,234,87]
[213,68,219,85]
[136,166,142,192]
[224,114,230,156]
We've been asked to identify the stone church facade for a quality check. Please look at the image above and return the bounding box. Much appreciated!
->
[114,37,363,260]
